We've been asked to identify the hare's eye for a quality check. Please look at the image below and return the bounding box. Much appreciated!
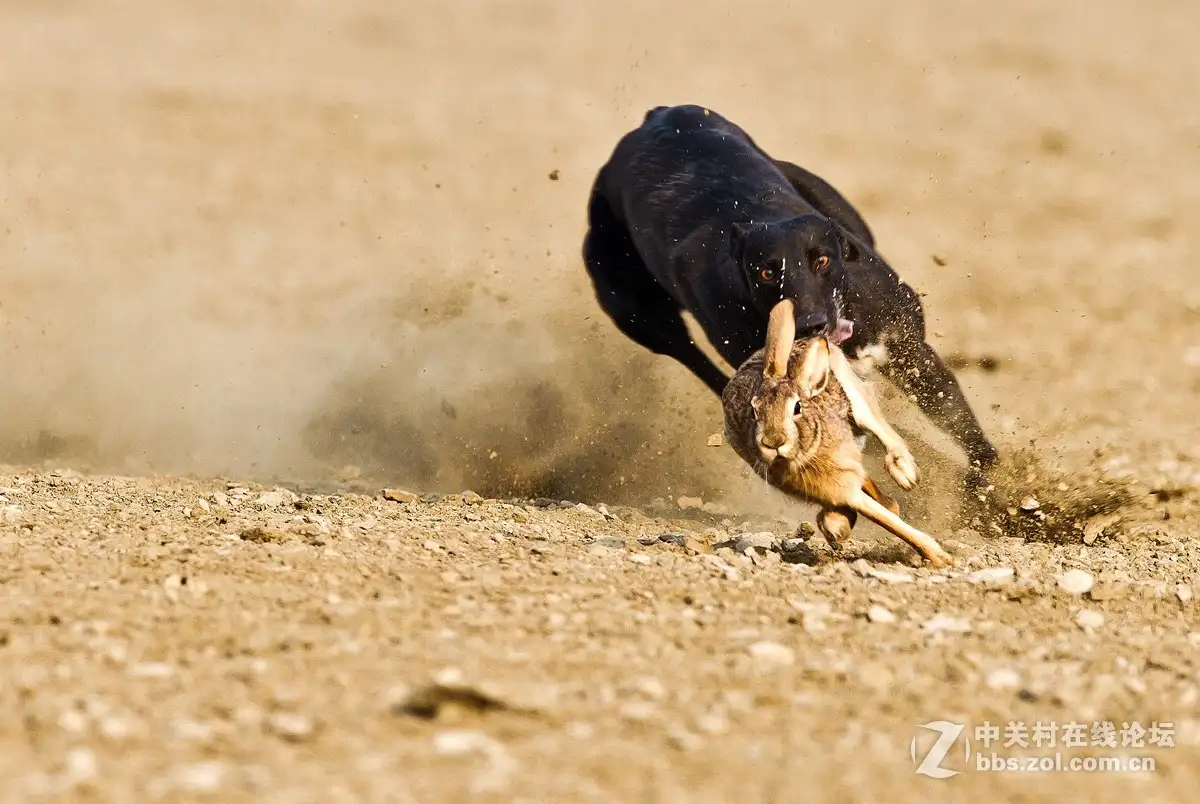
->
[792,401,803,417]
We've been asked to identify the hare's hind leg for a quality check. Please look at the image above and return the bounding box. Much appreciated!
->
[848,489,953,567]
[862,476,901,515]
[816,506,856,551]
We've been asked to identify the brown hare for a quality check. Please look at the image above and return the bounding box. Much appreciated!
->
[721,299,953,567]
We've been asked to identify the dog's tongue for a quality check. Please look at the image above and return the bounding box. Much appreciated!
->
[831,318,854,344]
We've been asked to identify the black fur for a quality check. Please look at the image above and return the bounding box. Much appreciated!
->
[582,104,998,479]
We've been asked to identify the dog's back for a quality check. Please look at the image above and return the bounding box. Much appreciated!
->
[597,105,805,266]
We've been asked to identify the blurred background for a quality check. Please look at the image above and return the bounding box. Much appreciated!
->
[2,0,1198,510]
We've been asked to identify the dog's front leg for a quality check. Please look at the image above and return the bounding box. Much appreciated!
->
[879,338,998,472]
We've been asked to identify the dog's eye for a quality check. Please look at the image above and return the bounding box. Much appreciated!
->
[813,255,831,272]
[758,267,776,282]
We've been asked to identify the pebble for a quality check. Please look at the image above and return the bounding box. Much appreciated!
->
[65,748,98,782]
[1020,496,1041,512]
[128,662,174,679]
[676,496,704,510]
[266,712,315,742]
[628,554,652,565]
[574,503,606,520]
[1057,569,1095,595]
[968,567,1015,585]
[852,559,914,584]
[747,641,795,669]
[433,728,501,756]
[255,491,291,508]
[866,605,897,624]
[169,762,227,793]
[921,614,972,634]
[706,433,724,447]
[383,488,419,504]
[1076,609,1105,631]
[733,532,776,554]
[986,668,1022,690]
[1177,584,1194,603]
[591,537,626,550]
[461,491,484,505]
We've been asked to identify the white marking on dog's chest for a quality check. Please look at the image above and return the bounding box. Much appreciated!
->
[850,341,890,378]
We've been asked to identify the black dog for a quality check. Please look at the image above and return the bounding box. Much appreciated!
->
[582,104,999,488]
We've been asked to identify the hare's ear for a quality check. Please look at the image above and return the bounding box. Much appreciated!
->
[763,299,796,379]
[793,337,831,398]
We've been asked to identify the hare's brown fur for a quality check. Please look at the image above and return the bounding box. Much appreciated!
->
[721,300,953,567]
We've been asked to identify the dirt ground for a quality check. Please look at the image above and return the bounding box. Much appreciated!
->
[2,0,1200,801]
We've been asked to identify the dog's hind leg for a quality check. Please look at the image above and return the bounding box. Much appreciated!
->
[583,185,730,396]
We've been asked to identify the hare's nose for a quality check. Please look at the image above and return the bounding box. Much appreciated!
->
[761,432,787,449]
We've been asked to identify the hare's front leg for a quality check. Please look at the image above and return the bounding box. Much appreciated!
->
[827,347,919,490]
[815,506,857,551]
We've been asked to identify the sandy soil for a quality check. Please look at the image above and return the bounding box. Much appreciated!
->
[2,0,1199,801]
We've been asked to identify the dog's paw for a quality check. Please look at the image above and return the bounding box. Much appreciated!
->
[886,450,920,491]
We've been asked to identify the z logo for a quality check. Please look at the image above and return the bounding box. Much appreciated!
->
[911,721,970,779]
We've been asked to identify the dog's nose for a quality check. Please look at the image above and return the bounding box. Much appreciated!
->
[794,316,830,338]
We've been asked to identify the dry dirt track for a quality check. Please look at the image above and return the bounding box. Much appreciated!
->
[2,0,1200,801]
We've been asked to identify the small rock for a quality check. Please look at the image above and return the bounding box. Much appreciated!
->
[733,532,776,554]
[1076,609,1105,631]
[866,605,896,624]
[618,700,658,722]
[706,433,724,447]
[747,641,795,669]
[857,662,894,691]
[128,662,174,679]
[592,537,626,550]
[170,762,227,793]
[676,496,704,510]
[667,726,706,752]
[239,526,289,544]
[433,729,501,756]
[420,493,442,504]
[1177,584,1194,603]
[701,501,731,516]
[255,491,290,508]
[968,567,1015,585]
[1020,496,1041,512]
[1057,569,1095,595]
[986,668,1021,690]
[643,532,684,547]
[1,505,23,523]
[683,537,711,555]
[1088,581,1128,601]
[574,503,606,520]
[628,554,652,565]
[461,491,484,505]
[852,559,914,584]
[383,489,419,504]
[921,614,971,635]
[696,712,731,735]
[64,747,98,782]
[266,712,316,743]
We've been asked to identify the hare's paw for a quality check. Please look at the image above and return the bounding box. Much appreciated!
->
[886,449,920,491]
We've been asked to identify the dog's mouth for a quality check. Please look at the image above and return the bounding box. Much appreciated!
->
[831,318,854,344]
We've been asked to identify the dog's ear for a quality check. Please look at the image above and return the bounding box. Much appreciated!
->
[730,222,754,266]
[836,229,861,264]
[792,337,831,398]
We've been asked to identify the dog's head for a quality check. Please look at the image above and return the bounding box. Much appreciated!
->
[730,213,859,341]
